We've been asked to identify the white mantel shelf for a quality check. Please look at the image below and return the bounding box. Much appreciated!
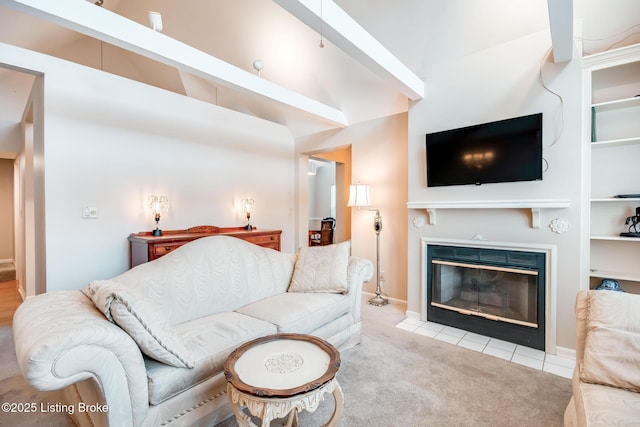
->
[406,199,571,229]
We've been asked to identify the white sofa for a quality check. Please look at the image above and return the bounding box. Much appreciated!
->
[12,236,373,427]
[564,289,640,426]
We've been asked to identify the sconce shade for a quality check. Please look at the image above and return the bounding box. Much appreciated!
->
[347,184,371,207]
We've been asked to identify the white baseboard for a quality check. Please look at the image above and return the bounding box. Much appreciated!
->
[405,310,421,320]
[0,258,15,264]
[554,346,576,361]
[361,291,407,308]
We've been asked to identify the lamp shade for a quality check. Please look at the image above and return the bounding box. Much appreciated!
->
[242,198,255,214]
[347,184,371,207]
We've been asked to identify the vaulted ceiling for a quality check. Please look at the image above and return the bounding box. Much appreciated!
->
[1,0,638,138]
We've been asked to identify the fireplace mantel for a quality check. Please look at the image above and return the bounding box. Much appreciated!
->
[406,199,571,229]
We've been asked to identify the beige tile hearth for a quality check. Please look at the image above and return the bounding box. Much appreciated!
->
[396,317,575,379]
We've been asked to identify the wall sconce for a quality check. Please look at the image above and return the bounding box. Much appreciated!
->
[348,183,387,306]
[242,198,255,230]
[148,11,163,32]
[147,195,169,236]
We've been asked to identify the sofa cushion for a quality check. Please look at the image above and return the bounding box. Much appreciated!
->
[288,241,350,294]
[235,292,350,334]
[110,236,296,325]
[575,380,640,424]
[145,311,277,405]
[581,290,640,392]
[83,280,195,369]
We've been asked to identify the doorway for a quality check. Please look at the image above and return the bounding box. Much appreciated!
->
[308,157,336,246]
[299,146,352,249]
[0,65,45,302]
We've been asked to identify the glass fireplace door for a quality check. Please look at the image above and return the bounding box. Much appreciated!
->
[431,260,539,328]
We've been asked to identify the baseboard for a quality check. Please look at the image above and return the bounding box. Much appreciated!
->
[0,258,15,265]
[361,291,407,308]
[554,346,576,361]
[405,310,421,320]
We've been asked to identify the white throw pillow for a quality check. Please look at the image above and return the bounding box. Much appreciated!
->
[83,280,195,369]
[288,241,350,294]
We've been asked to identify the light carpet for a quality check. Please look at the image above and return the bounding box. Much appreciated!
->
[0,301,572,426]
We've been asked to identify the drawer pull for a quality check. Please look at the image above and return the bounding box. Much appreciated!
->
[165,246,171,251]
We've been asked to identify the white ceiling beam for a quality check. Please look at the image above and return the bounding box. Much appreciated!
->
[547,0,574,63]
[274,0,424,101]
[0,0,348,126]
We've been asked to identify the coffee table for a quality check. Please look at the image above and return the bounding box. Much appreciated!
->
[224,333,344,427]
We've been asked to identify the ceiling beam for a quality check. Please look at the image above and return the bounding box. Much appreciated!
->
[274,0,424,101]
[547,0,573,63]
[0,0,348,126]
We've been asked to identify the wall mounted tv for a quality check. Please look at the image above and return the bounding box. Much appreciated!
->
[426,113,543,187]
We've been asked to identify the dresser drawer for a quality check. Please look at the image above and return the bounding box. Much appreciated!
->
[243,234,280,247]
[152,242,184,257]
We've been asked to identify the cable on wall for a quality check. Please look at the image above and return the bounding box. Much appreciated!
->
[538,46,565,152]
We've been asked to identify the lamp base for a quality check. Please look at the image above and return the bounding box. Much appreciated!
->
[244,224,253,231]
[152,229,163,236]
[368,294,388,307]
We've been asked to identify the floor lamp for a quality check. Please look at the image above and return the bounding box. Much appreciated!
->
[348,184,388,306]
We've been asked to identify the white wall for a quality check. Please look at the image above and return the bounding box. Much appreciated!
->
[407,29,583,350]
[297,113,409,301]
[0,42,296,292]
[309,160,335,225]
[0,159,13,259]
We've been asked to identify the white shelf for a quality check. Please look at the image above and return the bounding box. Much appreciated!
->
[591,197,640,202]
[592,96,640,111]
[406,199,570,229]
[590,235,640,242]
[590,270,640,283]
[591,136,640,148]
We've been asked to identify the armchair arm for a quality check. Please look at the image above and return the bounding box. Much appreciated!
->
[12,290,149,426]
[346,256,374,319]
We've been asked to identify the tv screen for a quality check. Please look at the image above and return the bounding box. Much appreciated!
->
[426,113,543,187]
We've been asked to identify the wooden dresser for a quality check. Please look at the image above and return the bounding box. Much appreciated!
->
[128,225,282,268]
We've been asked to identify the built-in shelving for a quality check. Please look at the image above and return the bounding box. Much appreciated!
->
[406,199,570,229]
[582,43,640,293]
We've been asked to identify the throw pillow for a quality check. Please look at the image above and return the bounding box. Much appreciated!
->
[83,280,195,369]
[580,290,640,392]
[288,241,350,294]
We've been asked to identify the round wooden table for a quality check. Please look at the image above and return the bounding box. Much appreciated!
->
[224,333,344,427]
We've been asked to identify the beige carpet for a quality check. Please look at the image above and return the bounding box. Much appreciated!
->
[0,301,572,426]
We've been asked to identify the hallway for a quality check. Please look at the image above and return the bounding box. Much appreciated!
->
[0,280,21,326]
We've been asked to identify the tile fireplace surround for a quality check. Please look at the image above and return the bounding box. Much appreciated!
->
[418,237,558,354]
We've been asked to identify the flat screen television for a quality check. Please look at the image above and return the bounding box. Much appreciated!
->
[426,113,543,187]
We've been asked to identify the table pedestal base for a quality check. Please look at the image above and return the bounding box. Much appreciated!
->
[227,378,344,427]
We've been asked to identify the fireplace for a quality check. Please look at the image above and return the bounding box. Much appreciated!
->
[427,245,545,350]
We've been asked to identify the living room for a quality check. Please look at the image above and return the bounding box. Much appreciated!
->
[0,0,639,425]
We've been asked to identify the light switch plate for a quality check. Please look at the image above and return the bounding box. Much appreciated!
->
[82,207,98,219]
